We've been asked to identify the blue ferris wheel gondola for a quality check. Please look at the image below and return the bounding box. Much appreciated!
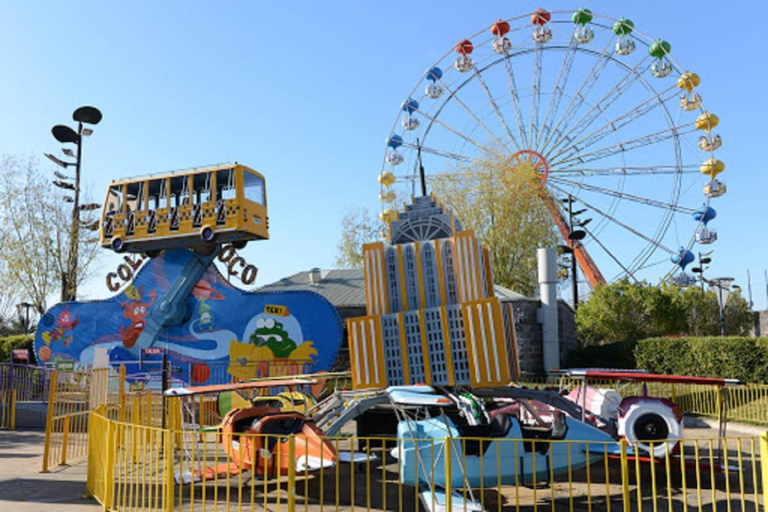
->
[693,205,716,225]
[671,247,695,271]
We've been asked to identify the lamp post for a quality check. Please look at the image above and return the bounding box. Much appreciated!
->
[45,106,102,302]
[560,195,591,309]
[16,302,33,334]
[691,250,713,296]
[709,277,734,336]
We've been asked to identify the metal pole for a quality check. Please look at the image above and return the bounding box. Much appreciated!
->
[698,252,705,296]
[63,123,83,302]
[569,196,578,309]
[718,284,726,336]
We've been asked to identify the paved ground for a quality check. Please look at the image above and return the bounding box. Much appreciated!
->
[0,429,100,511]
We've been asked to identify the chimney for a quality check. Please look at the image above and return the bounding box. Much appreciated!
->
[537,247,560,373]
[309,268,322,285]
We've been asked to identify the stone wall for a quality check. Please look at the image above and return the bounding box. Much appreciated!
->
[751,310,768,337]
[511,299,577,376]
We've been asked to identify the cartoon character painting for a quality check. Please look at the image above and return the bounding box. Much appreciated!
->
[250,317,297,357]
[119,285,157,349]
[41,305,79,347]
[192,280,224,330]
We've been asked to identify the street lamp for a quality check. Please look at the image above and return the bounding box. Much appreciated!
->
[709,277,734,336]
[46,106,102,302]
[16,302,33,334]
[560,195,592,309]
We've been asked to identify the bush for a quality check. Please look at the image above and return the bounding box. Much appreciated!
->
[564,339,638,369]
[0,334,35,363]
[635,337,768,383]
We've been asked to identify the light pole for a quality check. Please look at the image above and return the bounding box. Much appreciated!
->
[691,250,713,296]
[560,195,591,309]
[709,277,734,336]
[45,106,102,302]
[16,302,33,334]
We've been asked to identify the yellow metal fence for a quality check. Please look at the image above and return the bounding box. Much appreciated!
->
[0,389,16,429]
[86,408,768,512]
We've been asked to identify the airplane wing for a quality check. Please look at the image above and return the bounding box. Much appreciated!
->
[165,378,317,397]
[562,369,743,387]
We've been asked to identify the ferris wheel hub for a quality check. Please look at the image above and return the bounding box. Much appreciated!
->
[503,149,549,191]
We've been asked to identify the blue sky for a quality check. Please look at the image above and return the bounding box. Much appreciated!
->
[1,1,766,309]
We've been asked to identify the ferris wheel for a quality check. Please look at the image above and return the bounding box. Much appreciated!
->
[378,8,725,288]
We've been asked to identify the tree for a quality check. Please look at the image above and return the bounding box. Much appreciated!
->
[429,155,559,296]
[576,278,755,346]
[334,206,381,268]
[0,156,100,314]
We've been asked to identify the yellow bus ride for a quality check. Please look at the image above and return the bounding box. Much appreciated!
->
[100,163,268,255]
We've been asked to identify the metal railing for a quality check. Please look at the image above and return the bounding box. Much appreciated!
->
[85,409,768,512]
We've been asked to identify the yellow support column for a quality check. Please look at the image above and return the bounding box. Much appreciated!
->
[104,420,116,510]
[444,438,452,511]
[761,432,768,512]
[41,370,58,473]
[10,389,16,430]
[164,429,174,512]
[620,438,630,512]
[119,365,126,422]
[287,434,296,512]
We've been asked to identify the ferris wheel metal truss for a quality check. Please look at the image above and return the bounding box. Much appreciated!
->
[378,8,725,289]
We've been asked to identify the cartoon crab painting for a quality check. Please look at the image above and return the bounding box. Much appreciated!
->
[119,286,157,349]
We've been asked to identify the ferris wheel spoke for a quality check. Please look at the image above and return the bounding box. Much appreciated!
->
[502,56,530,148]
[548,164,700,177]
[539,34,617,153]
[550,124,695,169]
[581,226,639,283]
[400,142,474,163]
[548,177,695,213]
[416,109,508,161]
[536,35,578,150]
[548,84,679,164]
[472,68,523,152]
[548,183,677,255]
[436,78,511,152]
[545,54,652,158]
[529,42,546,150]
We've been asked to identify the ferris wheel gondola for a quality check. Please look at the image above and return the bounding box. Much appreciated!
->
[378,8,727,288]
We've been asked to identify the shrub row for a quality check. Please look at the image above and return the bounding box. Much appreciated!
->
[565,336,768,383]
[0,334,35,363]
[634,336,768,383]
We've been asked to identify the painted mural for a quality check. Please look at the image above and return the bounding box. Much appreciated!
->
[34,250,343,385]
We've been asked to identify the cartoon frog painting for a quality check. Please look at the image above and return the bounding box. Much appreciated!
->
[249,317,297,358]
[41,305,79,347]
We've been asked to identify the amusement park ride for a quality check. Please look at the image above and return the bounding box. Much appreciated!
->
[33,7,736,512]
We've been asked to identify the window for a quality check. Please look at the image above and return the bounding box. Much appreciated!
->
[170,176,189,206]
[125,182,142,212]
[243,171,265,205]
[147,180,163,210]
[192,172,212,205]
[216,169,236,200]
[106,185,123,213]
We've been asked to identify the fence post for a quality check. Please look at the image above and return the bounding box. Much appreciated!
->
[287,434,296,512]
[10,388,16,430]
[118,365,126,422]
[620,438,630,512]
[444,438,452,510]
[164,429,174,512]
[761,432,768,512]
[61,415,70,465]
[104,420,116,510]
[41,370,58,473]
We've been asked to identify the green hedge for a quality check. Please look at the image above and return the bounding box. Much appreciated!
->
[564,339,638,369]
[635,337,768,383]
[0,334,35,363]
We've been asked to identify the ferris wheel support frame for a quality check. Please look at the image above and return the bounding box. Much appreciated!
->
[540,188,606,287]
